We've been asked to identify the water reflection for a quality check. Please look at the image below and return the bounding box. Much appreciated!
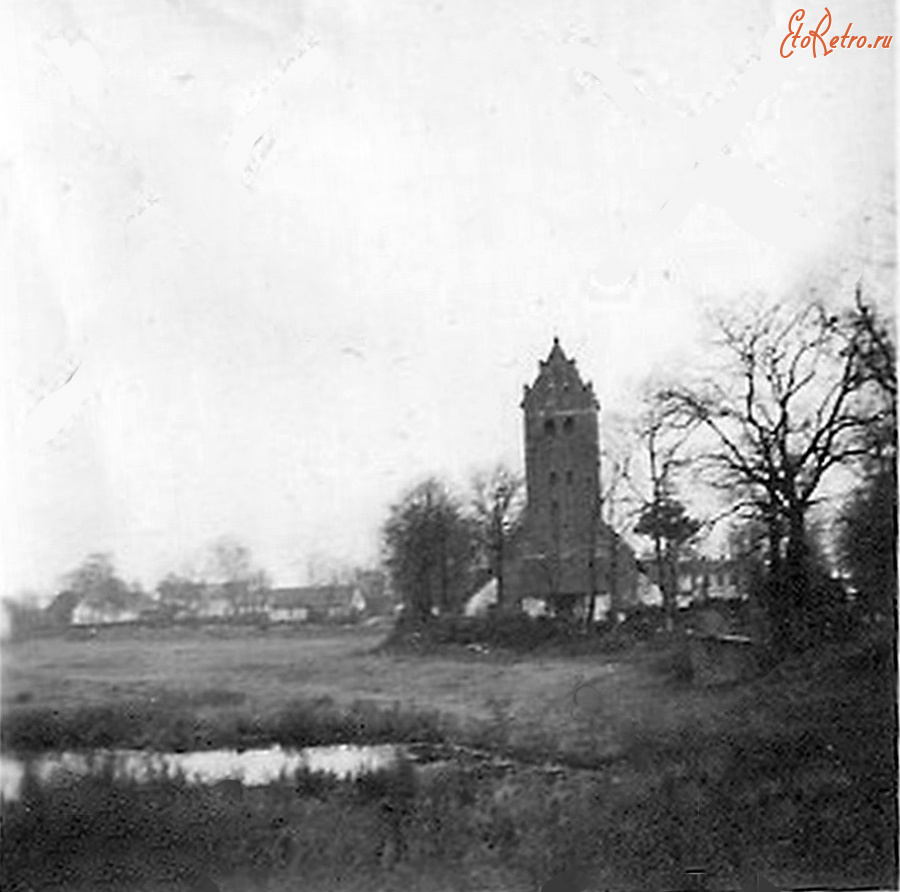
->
[0,743,400,802]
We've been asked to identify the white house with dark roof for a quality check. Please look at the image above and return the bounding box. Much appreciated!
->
[264,585,366,623]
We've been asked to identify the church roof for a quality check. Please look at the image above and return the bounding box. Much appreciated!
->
[521,338,598,411]
[547,336,567,363]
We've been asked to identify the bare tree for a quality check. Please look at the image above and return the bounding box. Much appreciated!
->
[206,536,269,616]
[619,396,700,630]
[156,573,208,618]
[305,552,358,587]
[470,464,525,612]
[660,295,884,651]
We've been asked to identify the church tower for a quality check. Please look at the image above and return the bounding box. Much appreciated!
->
[518,338,601,602]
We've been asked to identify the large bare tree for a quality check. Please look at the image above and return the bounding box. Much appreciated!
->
[660,293,887,650]
[206,536,270,616]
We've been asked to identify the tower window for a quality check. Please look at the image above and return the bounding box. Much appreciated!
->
[563,416,575,433]
[566,470,573,484]
[544,418,556,436]
[550,471,558,486]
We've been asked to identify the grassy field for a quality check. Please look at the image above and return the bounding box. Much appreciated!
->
[1,622,897,891]
[2,623,758,761]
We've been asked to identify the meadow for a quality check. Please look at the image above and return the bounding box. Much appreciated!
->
[1,622,896,892]
[1,622,770,761]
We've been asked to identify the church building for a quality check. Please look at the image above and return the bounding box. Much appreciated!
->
[505,339,641,619]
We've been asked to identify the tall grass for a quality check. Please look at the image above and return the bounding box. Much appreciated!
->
[1,695,452,756]
[383,602,761,657]
[3,711,896,892]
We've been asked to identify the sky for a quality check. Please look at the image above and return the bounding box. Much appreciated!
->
[0,0,895,596]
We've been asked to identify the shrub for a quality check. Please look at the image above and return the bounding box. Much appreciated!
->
[386,612,602,654]
[615,604,668,641]
[646,637,694,684]
[3,695,454,757]
[2,728,896,892]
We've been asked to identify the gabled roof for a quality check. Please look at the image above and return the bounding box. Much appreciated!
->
[636,556,744,586]
[267,586,360,609]
[76,587,156,611]
[521,338,598,412]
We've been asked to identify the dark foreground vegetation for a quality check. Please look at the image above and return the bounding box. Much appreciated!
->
[382,601,764,657]
[2,632,895,892]
[1,694,449,757]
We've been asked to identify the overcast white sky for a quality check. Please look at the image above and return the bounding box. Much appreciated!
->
[0,0,895,595]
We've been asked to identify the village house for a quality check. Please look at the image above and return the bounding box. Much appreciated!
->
[677,557,748,601]
[264,585,366,623]
[71,592,157,626]
[639,555,750,608]
[196,589,233,619]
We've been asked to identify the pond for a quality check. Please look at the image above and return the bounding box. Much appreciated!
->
[0,743,400,802]
[0,740,580,802]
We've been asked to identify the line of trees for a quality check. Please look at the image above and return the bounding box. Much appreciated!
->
[26,539,274,627]
[382,466,525,625]
[3,538,392,636]
[156,536,272,619]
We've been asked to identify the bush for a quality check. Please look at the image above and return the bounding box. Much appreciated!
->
[386,612,600,653]
[617,603,664,637]
[753,566,863,655]
[1,761,231,889]
[1,704,148,752]
[2,697,452,756]
[2,724,896,892]
[385,604,754,657]
[646,638,694,684]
